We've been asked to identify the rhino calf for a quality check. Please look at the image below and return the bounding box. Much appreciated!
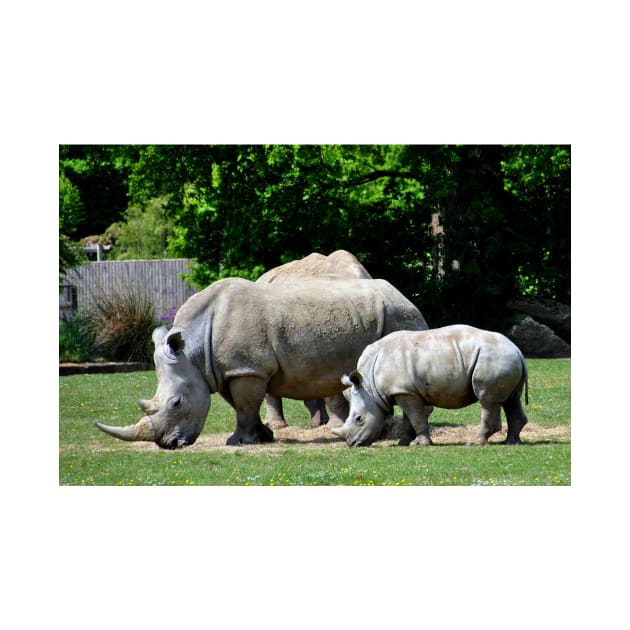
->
[332,325,529,447]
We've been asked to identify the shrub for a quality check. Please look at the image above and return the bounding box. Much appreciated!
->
[59,313,94,362]
[86,286,157,362]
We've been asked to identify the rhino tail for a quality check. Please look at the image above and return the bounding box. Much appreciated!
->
[520,353,529,405]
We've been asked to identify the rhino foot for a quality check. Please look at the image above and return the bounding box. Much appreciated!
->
[226,422,274,446]
[410,435,433,446]
[266,419,288,430]
[502,436,522,445]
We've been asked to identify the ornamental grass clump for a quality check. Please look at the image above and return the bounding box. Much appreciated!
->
[87,286,157,362]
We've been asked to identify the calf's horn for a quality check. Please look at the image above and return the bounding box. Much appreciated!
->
[94,416,155,442]
[331,425,349,439]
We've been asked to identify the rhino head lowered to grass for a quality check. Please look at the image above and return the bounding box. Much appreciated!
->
[95,276,428,448]
[95,326,212,449]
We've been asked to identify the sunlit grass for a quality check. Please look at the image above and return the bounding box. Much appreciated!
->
[59,359,570,486]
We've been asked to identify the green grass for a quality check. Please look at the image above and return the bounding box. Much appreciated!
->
[59,359,570,486]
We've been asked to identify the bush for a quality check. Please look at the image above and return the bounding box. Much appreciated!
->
[59,313,94,362]
[86,287,157,362]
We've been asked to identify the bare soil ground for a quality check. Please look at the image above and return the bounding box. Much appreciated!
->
[95,419,569,453]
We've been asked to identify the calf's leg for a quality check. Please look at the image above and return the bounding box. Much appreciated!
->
[503,396,528,444]
[395,394,433,445]
[227,377,274,445]
[471,402,502,445]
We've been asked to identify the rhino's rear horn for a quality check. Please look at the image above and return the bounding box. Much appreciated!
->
[139,398,158,415]
[94,416,156,442]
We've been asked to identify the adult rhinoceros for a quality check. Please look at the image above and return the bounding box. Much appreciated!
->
[256,250,373,428]
[95,276,428,448]
[332,325,529,447]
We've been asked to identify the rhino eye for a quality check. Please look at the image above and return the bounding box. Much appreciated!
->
[168,395,183,409]
[354,416,364,426]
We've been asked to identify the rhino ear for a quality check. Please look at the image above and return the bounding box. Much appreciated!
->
[348,370,363,388]
[166,328,185,354]
[152,326,169,345]
[341,371,363,392]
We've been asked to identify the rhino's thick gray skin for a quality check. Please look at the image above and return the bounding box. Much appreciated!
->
[332,325,529,447]
[95,277,428,448]
[256,250,373,428]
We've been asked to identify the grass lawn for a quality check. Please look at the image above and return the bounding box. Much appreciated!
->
[59,359,570,486]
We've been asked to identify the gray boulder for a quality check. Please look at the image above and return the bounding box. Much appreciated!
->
[507,297,571,343]
[508,316,570,358]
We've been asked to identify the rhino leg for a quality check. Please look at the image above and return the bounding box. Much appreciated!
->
[305,399,329,427]
[226,377,274,446]
[395,413,418,446]
[326,394,349,428]
[470,402,502,445]
[395,395,433,446]
[502,395,528,444]
[264,394,289,429]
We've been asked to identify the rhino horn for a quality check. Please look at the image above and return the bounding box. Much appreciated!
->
[138,398,158,415]
[331,425,349,439]
[94,416,155,442]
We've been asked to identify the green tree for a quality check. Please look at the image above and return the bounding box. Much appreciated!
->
[59,172,85,286]
[96,144,570,331]
[59,145,141,237]
[106,196,174,260]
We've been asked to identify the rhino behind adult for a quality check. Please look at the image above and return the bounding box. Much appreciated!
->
[95,276,428,448]
[256,250,373,428]
[332,325,529,447]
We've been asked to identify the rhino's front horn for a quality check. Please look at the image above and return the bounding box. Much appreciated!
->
[94,416,156,442]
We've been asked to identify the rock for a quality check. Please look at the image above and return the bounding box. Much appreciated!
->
[508,316,571,358]
[507,297,571,343]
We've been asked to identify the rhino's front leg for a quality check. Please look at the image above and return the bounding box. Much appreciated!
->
[326,394,349,428]
[226,376,274,445]
[395,394,433,445]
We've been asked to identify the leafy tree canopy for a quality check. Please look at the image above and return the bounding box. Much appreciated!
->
[60,144,570,329]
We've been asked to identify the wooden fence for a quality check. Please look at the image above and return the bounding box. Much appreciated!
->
[60,259,198,319]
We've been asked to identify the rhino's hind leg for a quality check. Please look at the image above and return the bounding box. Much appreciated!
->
[264,394,289,429]
[502,396,528,444]
[470,402,502,445]
[326,394,349,428]
[305,399,329,427]
[227,377,274,446]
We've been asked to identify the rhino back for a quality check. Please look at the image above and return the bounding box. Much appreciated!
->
[261,278,397,396]
[367,326,523,409]
[175,277,426,400]
[256,250,371,284]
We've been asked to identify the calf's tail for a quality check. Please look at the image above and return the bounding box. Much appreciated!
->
[520,353,529,405]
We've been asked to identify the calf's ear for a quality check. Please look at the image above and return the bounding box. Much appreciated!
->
[341,371,363,388]
[348,370,362,387]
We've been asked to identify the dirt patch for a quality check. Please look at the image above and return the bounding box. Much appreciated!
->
[87,419,570,453]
